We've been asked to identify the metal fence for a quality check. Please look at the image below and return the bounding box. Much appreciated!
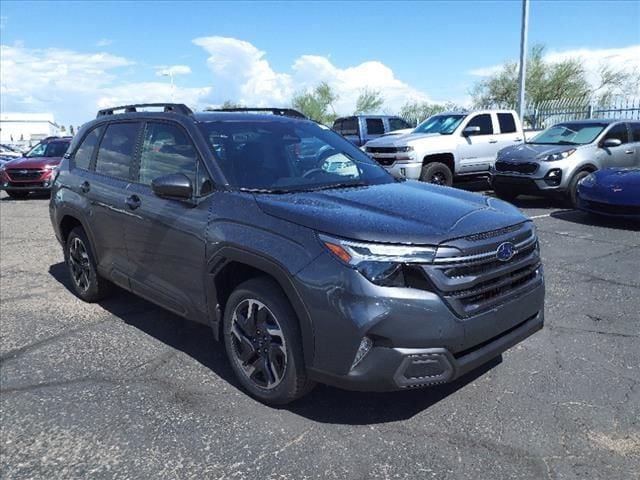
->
[521,96,640,130]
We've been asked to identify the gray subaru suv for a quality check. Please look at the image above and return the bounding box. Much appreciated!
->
[49,103,545,404]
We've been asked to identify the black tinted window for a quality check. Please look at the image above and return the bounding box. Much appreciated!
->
[335,117,358,136]
[604,123,629,144]
[467,114,493,135]
[631,122,640,142]
[389,118,411,131]
[497,113,517,134]
[366,118,385,135]
[95,123,140,180]
[74,127,103,170]
[139,122,198,186]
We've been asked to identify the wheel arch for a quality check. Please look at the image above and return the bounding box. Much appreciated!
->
[422,152,455,173]
[206,246,315,366]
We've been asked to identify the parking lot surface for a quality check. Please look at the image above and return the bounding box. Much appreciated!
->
[1,190,639,479]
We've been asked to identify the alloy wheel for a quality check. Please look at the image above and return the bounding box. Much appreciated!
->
[431,172,446,185]
[229,299,288,390]
[68,236,91,292]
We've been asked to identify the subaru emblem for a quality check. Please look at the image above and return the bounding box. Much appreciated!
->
[496,242,516,262]
[20,170,28,174]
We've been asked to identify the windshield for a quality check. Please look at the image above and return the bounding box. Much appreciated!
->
[198,120,394,192]
[413,114,466,135]
[26,141,70,158]
[528,123,607,145]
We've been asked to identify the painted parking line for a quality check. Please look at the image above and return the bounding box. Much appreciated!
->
[529,209,576,220]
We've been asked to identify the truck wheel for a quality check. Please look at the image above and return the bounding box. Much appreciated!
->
[65,227,113,302]
[6,190,29,199]
[566,170,591,209]
[493,185,518,202]
[223,277,315,405]
[420,162,453,186]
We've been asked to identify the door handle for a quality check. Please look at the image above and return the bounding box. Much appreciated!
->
[489,139,498,144]
[625,150,634,154]
[514,138,523,142]
[125,195,141,210]
[80,181,90,193]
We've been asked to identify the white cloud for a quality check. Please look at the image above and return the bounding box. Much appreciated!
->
[156,65,192,77]
[96,38,113,47]
[0,44,211,125]
[193,36,432,113]
[467,45,640,94]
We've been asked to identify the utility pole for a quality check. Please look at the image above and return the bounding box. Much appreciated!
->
[162,71,175,102]
[517,0,529,122]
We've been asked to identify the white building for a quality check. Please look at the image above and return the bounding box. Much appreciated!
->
[0,112,62,146]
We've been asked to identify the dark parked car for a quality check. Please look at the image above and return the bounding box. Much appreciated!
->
[0,136,72,199]
[332,115,412,147]
[50,103,545,404]
[577,167,640,217]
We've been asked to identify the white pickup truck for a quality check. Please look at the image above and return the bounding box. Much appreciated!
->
[363,110,527,186]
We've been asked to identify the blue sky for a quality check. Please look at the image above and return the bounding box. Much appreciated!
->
[1,0,639,125]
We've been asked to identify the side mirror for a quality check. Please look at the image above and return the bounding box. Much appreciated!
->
[463,126,481,136]
[602,138,622,148]
[151,173,193,200]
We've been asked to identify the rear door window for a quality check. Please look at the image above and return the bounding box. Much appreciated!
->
[73,126,103,170]
[497,113,517,134]
[631,122,640,142]
[335,117,358,136]
[466,114,493,135]
[365,118,385,135]
[95,122,141,180]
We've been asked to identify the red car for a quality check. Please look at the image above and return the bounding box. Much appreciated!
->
[0,136,72,199]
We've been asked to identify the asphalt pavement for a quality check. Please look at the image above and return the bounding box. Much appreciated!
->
[1,189,639,479]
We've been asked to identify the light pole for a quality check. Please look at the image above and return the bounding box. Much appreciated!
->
[517,0,529,123]
[162,72,175,102]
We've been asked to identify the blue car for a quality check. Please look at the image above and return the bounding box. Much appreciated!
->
[577,168,640,217]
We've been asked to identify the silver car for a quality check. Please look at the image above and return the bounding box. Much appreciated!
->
[491,119,640,207]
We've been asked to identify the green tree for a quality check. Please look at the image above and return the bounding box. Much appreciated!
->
[221,100,243,109]
[354,88,384,114]
[471,44,633,108]
[399,101,466,126]
[291,82,339,125]
[69,125,75,135]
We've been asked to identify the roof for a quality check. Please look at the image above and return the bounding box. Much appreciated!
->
[552,118,626,125]
[192,111,310,123]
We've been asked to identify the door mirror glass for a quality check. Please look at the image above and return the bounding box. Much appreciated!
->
[602,138,622,148]
[151,173,193,199]
[463,125,481,136]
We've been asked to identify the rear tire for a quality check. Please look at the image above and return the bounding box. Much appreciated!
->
[419,162,453,186]
[223,277,314,405]
[65,227,113,302]
[6,190,29,199]
[566,170,591,209]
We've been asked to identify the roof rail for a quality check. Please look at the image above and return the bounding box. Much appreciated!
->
[205,107,307,119]
[96,103,194,118]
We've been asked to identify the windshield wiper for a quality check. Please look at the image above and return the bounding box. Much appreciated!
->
[239,187,295,194]
[556,140,579,145]
[301,181,368,192]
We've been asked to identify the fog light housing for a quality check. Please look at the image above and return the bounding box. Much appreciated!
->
[544,169,562,186]
[351,336,373,370]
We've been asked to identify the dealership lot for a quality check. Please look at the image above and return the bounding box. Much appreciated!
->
[1,190,638,479]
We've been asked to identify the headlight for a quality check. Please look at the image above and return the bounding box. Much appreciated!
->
[319,234,436,286]
[397,146,414,152]
[545,149,576,161]
[579,173,596,187]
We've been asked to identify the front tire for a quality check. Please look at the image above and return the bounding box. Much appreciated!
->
[566,170,591,209]
[223,277,314,405]
[419,162,453,186]
[6,190,29,199]
[65,227,113,302]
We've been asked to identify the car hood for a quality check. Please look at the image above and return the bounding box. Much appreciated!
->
[255,181,527,244]
[365,133,441,147]
[498,143,584,161]
[2,156,62,169]
[591,167,640,187]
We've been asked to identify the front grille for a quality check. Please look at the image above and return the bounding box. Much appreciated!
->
[422,223,543,318]
[495,161,538,174]
[376,158,395,166]
[584,200,640,216]
[7,169,44,180]
[367,147,398,154]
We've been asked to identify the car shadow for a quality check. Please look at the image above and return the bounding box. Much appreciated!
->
[550,209,640,232]
[49,261,503,424]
